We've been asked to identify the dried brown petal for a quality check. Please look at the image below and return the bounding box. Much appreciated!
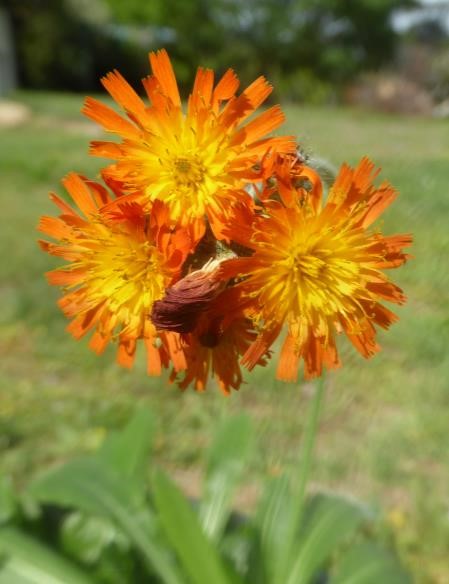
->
[151,260,225,333]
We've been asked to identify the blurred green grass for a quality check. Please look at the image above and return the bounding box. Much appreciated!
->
[1,91,448,583]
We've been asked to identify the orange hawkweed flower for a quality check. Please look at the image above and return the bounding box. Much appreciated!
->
[38,174,190,374]
[221,157,412,380]
[83,49,295,239]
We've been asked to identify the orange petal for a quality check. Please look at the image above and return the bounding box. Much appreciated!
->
[89,331,109,354]
[241,324,281,370]
[62,173,98,217]
[302,334,324,379]
[40,242,80,261]
[117,338,136,368]
[360,182,397,228]
[188,67,214,113]
[83,97,141,139]
[47,268,85,287]
[365,281,406,304]
[162,332,187,371]
[144,337,162,376]
[276,333,300,382]
[37,216,73,240]
[322,336,341,371]
[239,105,286,144]
[101,70,149,125]
[345,319,380,359]
[242,76,273,111]
[89,141,124,160]
[84,179,111,207]
[149,49,181,107]
[370,302,399,330]
[212,69,239,108]
[66,316,91,340]
[49,193,77,216]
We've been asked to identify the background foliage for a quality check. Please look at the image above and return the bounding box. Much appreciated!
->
[4,0,420,100]
[0,411,411,583]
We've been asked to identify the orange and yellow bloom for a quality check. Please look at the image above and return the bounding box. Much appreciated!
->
[83,49,295,240]
[38,50,412,393]
[38,174,189,375]
[221,158,412,380]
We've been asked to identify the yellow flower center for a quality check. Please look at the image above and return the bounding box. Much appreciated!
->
[78,224,167,331]
[284,242,361,315]
[142,117,235,220]
[293,252,327,280]
[172,155,206,188]
[254,220,370,328]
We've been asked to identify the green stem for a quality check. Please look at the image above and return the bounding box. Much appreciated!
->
[296,373,327,513]
[279,373,327,583]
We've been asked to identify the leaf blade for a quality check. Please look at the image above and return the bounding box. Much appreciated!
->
[199,414,253,541]
[331,542,412,584]
[153,470,234,584]
[0,526,94,584]
[28,458,184,584]
[286,494,369,584]
[98,408,155,487]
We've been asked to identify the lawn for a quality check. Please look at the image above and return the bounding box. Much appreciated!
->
[1,91,448,583]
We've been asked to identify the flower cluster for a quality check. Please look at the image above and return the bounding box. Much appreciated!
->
[39,50,412,394]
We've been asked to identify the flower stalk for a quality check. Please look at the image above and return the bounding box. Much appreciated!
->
[279,374,327,583]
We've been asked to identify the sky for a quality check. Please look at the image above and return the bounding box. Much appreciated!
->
[393,1,449,32]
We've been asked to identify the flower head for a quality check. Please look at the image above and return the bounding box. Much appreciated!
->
[38,174,190,374]
[83,49,295,239]
[221,158,412,380]
[38,47,412,393]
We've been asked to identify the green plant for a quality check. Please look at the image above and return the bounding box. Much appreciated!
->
[0,394,411,584]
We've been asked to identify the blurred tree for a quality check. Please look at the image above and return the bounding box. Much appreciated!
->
[3,0,418,99]
[105,0,416,96]
[407,17,448,45]
[4,0,95,89]
[2,0,148,90]
[101,0,161,25]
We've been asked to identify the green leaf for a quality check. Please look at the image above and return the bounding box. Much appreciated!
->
[61,512,135,584]
[0,478,16,524]
[0,526,94,584]
[220,527,255,581]
[61,511,129,565]
[153,470,235,584]
[199,415,253,541]
[331,542,412,584]
[29,458,141,513]
[98,408,155,489]
[286,494,370,584]
[253,475,293,584]
[28,458,184,584]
